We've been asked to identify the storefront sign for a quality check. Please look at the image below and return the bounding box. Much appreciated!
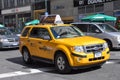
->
[2,6,31,15]
[88,0,105,4]
[87,0,114,4]
[74,0,116,7]
[74,0,85,7]
[53,5,65,10]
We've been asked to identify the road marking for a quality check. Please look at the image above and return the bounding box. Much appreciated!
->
[0,68,53,79]
[105,61,115,64]
[0,61,116,79]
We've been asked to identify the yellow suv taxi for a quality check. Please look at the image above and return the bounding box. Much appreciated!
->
[19,15,110,73]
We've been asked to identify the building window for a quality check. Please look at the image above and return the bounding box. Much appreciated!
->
[86,5,94,13]
[78,6,86,14]
[95,4,104,12]
[9,0,15,8]
[35,0,44,3]
[4,0,9,8]
[17,0,24,6]
[24,0,31,4]
[34,2,45,10]
[114,0,120,10]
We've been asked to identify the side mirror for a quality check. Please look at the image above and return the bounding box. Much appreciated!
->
[95,29,101,33]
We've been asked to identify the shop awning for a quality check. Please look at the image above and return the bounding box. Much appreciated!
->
[25,20,40,26]
[0,24,4,27]
[81,14,116,22]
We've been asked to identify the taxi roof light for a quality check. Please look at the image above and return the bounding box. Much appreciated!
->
[40,14,64,24]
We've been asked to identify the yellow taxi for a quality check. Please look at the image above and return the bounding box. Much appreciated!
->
[19,15,110,73]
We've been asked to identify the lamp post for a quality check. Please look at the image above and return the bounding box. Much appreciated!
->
[45,0,48,15]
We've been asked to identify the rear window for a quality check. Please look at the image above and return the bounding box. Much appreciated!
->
[21,27,30,37]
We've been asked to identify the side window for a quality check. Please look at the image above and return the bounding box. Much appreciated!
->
[74,24,88,32]
[29,28,39,38]
[21,28,30,37]
[89,24,100,33]
[30,28,50,39]
[39,28,50,39]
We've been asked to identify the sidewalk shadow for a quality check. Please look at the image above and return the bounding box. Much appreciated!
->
[0,48,19,51]
[110,48,120,51]
[6,57,102,74]
[6,57,54,69]
[108,59,120,64]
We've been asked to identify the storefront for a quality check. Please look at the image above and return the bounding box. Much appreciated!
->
[33,1,50,19]
[1,6,31,33]
[74,0,117,21]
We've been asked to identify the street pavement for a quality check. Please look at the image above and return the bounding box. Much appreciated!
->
[0,49,120,80]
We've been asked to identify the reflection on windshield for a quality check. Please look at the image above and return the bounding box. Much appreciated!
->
[0,29,12,35]
[98,24,118,32]
[51,26,84,38]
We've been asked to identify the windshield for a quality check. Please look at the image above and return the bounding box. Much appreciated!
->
[0,29,13,35]
[98,24,118,32]
[51,26,84,39]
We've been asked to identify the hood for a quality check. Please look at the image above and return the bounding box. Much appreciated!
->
[0,34,19,39]
[55,36,105,46]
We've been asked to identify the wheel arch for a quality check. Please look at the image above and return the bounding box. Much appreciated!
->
[54,50,73,66]
[103,38,113,48]
[21,46,29,55]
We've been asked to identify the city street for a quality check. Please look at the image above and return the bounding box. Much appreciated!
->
[0,49,120,80]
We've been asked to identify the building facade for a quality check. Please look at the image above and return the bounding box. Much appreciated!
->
[1,0,120,32]
[1,0,50,32]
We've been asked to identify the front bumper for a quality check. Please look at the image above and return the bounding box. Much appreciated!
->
[72,61,106,69]
[112,40,120,48]
[70,49,110,68]
[0,42,19,49]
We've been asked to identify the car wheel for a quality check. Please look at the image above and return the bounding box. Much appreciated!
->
[55,53,71,73]
[22,48,32,64]
[106,40,112,50]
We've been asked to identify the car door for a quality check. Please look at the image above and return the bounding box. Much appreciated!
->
[28,27,54,59]
[87,24,102,38]
[28,27,42,56]
[36,28,55,60]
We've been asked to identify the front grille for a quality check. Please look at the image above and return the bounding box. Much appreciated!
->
[84,44,104,53]
[7,38,18,42]
[89,56,104,61]
[8,38,15,42]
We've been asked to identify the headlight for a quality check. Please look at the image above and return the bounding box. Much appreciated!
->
[72,46,84,52]
[0,39,8,42]
[103,42,108,49]
[114,36,120,42]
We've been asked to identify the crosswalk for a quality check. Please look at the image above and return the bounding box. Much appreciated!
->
[105,61,115,64]
[0,67,54,79]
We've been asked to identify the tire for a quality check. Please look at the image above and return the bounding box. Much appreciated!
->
[22,48,32,64]
[106,40,112,50]
[55,53,71,73]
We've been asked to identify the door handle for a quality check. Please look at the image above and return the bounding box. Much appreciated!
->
[30,43,33,46]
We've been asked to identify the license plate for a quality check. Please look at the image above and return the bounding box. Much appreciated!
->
[94,52,102,58]
[13,43,18,45]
